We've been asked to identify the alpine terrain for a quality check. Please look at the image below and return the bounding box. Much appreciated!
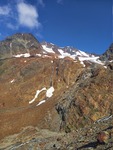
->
[0,33,113,150]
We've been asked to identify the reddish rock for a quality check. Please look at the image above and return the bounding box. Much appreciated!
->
[97,131,109,144]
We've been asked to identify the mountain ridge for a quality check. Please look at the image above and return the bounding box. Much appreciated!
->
[0,33,108,68]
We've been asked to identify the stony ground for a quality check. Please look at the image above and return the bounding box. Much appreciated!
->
[0,118,112,150]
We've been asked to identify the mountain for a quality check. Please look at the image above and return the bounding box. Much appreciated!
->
[100,43,113,61]
[0,33,104,67]
[0,33,113,149]
[0,33,43,59]
[41,41,105,67]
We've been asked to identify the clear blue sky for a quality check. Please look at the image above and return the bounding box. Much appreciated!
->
[0,0,112,54]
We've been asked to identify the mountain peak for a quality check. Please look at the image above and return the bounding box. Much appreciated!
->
[0,33,42,59]
[6,33,39,42]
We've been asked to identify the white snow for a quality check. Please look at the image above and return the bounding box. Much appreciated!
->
[78,56,105,67]
[46,86,54,98]
[36,100,46,106]
[58,49,90,60]
[104,66,107,69]
[79,56,99,62]
[42,45,55,53]
[80,61,86,67]
[58,47,103,67]
[29,86,55,105]
[41,44,106,68]
[42,55,52,58]
[110,60,113,62]
[13,53,30,58]
[79,50,89,57]
[75,51,81,56]
[58,49,71,58]
[10,43,12,48]
[43,51,47,54]
[36,54,41,57]
[10,79,15,83]
[29,87,46,104]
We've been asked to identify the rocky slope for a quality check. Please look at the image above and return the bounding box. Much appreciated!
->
[100,43,113,61]
[0,119,113,150]
[0,33,113,149]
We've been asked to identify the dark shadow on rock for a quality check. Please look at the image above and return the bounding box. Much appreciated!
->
[77,141,105,150]
[103,126,113,131]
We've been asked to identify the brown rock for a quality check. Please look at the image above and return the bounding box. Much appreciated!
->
[97,131,109,144]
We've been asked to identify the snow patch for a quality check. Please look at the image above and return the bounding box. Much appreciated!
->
[58,49,71,58]
[10,79,15,83]
[36,100,46,106]
[29,87,46,104]
[43,51,47,54]
[79,50,89,57]
[46,86,54,98]
[36,54,41,57]
[78,56,105,67]
[10,43,12,48]
[42,45,55,53]
[42,55,52,58]
[13,53,30,58]
[29,86,55,105]
[104,66,107,69]
[80,61,86,67]
[58,49,89,60]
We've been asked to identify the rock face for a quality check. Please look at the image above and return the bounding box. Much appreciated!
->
[100,43,113,61]
[0,33,113,149]
[0,33,42,59]
[53,65,113,131]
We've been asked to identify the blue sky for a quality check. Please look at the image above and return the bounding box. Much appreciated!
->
[0,0,112,54]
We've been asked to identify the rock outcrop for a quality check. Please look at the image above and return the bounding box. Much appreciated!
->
[100,43,113,61]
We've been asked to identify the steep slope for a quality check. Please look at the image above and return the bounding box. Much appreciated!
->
[0,60,113,149]
[53,63,113,131]
[0,55,84,139]
[0,33,113,149]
